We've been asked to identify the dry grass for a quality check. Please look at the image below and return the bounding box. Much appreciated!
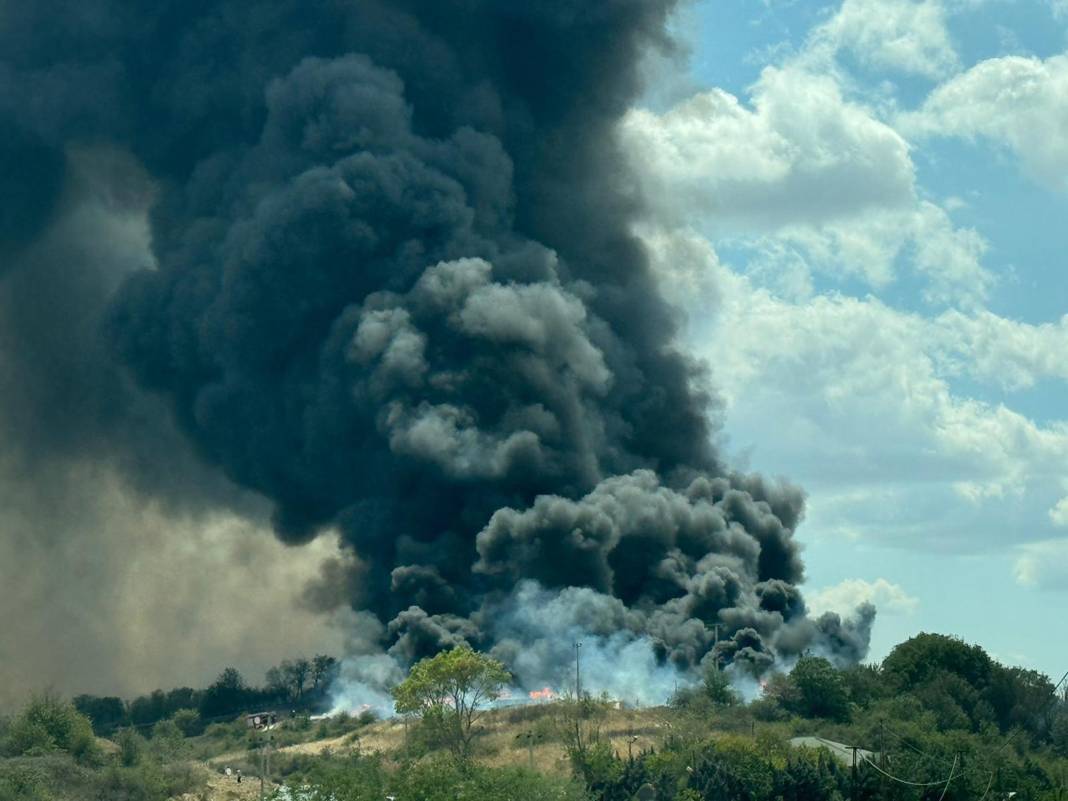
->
[196,704,688,795]
[258,705,675,769]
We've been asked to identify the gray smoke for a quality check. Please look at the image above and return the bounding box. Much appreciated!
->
[0,147,346,705]
[0,1,872,701]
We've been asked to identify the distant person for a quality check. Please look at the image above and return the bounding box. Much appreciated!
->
[236,769,242,783]
[224,766,232,778]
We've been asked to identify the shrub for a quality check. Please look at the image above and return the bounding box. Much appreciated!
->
[94,761,204,801]
[115,727,147,767]
[277,752,587,801]
[0,762,52,801]
[2,693,100,764]
[171,708,203,737]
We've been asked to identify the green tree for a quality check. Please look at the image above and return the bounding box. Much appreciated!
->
[1052,709,1068,756]
[150,718,187,760]
[990,666,1056,734]
[283,658,313,701]
[699,736,777,801]
[882,633,994,693]
[391,644,511,761]
[128,689,168,726]
[171,708,202,737]
[115,726,147,766]
[839,664,886,708]
[0,763,51,801]
[761,671,800,716]
[198,667,250,719]
[787,656,850,721]
[311,654,339,691]
[72,694,127,734]
[2,693,99,763]
[704,665,739,706]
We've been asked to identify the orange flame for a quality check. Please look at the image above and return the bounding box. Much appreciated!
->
[528,687,556,701]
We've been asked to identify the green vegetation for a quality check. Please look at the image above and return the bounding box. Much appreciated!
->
[6,633,1068,800]
[0,697,205,801]
[310,633,1068,801]
[70,652,339,737]
[269,752,587,801]
[392,643,511,761]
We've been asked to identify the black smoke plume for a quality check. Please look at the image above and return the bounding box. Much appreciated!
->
[0,1,872,698]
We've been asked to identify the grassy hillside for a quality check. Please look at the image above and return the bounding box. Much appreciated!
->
[6,633,1068,799]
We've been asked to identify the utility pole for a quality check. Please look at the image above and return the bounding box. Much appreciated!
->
[517,731,536,768]
[574,641,583,700]
[258,716,276,801]
[259,729,270,801]
[850,745,859,801]
[708,623,723,669]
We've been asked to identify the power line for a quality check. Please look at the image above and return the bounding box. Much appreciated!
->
[935,754,959,801]
[976,770,997,801]
[860,754,956,787]
[878,719,937,761]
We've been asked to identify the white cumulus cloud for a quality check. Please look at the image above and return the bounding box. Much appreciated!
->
[622,65,991,306]
[640,226,1068,551]
[807,578,920,616]
[622,65,915,231]
[1015,538,1068,588]
[815,0,959,78]
[901,53,1068,191]
[1050,497,1068,527]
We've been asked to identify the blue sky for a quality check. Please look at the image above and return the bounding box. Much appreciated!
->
[626,0,1068,676]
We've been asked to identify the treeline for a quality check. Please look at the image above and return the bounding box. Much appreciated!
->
[750,632,1064,742]
[71,653,339,735]
[598,632,1068,800]
[290,631,1068,801]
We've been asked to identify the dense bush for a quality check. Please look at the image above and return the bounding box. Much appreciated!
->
[0,752,203,801]
[1,694,99,764]
[93,761,204,801]
[0,761,53,801]
[115,728,147,767]
[273,752,588,801]
[170,708,203,737]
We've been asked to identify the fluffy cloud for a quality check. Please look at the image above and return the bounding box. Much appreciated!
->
[814,0,959,78]
[641,227,1068,551]
[902,53,1068,190]
[622,66,915,231]
[1015,538,1068,588]
[622,65,990,306]
[807,578,919,617]
[1050,496,1068,527]
[935,311,1068,390]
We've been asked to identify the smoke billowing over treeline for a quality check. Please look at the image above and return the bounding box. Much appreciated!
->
[0,1,872,701]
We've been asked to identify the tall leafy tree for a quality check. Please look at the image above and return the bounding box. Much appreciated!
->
[312,654,339,691]
[788,656,851,721]
[71,695,126,733]
[391,644,510,761]
[198,667,250,719]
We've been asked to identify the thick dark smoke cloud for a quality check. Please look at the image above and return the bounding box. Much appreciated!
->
[0,0,873,698]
